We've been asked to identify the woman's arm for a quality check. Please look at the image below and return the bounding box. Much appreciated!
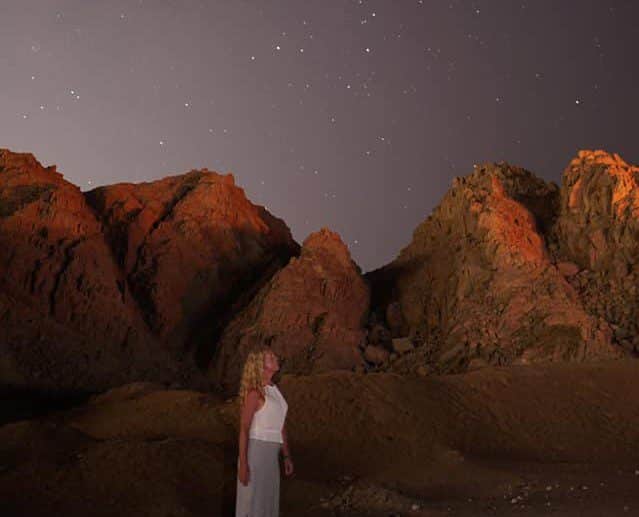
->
[239,390,259,464]
[281,422,292,460]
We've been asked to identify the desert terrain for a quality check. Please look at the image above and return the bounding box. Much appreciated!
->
[3,360,639,516]
[3,147,639,515]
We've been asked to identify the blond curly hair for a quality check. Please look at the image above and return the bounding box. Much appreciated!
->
[237,345,274,413]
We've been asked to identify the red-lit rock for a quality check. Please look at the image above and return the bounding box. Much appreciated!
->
[210,228,369,396]
[367,158,622,374]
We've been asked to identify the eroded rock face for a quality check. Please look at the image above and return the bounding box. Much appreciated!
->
[3,145,637,395]
[85,169,299,364]
[0,149,298,394]
[0,149,183,393]
[210,228,369,396]
[367,159,622,374]
[549,150,639,354]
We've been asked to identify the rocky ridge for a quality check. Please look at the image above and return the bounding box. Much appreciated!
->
[0,149,299,394]
[366,151,635,375]
[2,147,639,397]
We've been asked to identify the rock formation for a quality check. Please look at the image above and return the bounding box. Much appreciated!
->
[0,148,298,395]
[210,228,369,396]
[85,168,299,366]
[0,149,179,394]
[366,156,625,374]
[548,150,639,355]
[3,145,638,397]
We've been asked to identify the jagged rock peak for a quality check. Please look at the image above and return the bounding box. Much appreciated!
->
[210,225,369,396]
[449,160,558,200]
[0,148,62,181]
[302,226,348,252]
[300,227,360,272]
[144,167,236,186]
[569,149,636,171]
[561,150,639,220]
[400,160,559,268]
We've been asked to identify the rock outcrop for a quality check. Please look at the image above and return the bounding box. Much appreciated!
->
[0,148,298,395]
[366,157,623,374]
[0,149,181,394]
[3,145,638,396]
[210,228,369,396]
[85,169,299,366]
[548,150,639,354]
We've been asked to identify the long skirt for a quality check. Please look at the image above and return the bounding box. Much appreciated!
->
[235,438,282,517]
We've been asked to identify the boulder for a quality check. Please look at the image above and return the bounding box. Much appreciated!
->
[391,337,414,355]
[364,345,389,365]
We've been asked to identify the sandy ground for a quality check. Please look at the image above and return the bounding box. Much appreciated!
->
[3,360,639,516]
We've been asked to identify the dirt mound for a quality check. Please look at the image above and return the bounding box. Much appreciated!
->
[0,436,226,517]
[3,361,639,515]
[66,385,232,443]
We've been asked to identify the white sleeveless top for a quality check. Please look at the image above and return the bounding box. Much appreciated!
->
[249,383,288,444]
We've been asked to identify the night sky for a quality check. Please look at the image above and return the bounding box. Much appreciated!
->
[1,1,637,272]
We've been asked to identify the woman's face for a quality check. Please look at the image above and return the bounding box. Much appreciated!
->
[264,351,280,373]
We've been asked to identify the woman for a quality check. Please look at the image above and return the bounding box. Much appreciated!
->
[236,345,294,517]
